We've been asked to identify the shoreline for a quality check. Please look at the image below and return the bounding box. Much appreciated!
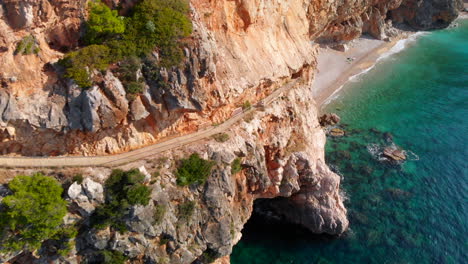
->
[313,34,414,108]
[315,11,468,109]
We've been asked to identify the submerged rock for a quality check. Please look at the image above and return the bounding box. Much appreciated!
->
[319,113,341,127]
[386,188,412,200]
[330,128,345,137]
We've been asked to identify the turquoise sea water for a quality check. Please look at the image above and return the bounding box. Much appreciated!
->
[231,19,468,264]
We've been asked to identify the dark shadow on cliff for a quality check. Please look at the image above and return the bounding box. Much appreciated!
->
[239,198,341,247]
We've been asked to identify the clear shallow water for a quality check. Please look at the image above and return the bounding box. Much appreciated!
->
[231,19,468,264]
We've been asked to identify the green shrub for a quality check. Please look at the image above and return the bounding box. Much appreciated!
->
[153,204,167,225]
[72,174,84,184]
[60,45,111,88]
[0,173,67,252]
[212,133,230,143]
[125,0,192,60]
[178,201,196,221]
[231,158,242,175]
[152,171,160,178]
[126,184,151,206]
[242,101,252,110]
[200,249,218,264]
[91,169,151,232]
[62,0,192,88]
[176,153,215,186]
[84,0,125,44]
[125,81,144,95]
[98,250,127,264]
[15,35,40,55]
[53,226,78,256]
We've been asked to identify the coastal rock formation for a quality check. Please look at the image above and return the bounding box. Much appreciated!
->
[0,83,347,263]
[0,0,462,156]
[391,0,463,29]
[0,0,463,263]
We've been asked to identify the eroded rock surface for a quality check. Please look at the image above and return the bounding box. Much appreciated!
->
[11,83,347,264]
[0,0,462,156]
[0,0,463,263]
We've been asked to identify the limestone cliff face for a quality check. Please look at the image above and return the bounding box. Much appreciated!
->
[391,0,463,29]
[0,82,347,264]
[0,0,462,156]
[0,0,463,263]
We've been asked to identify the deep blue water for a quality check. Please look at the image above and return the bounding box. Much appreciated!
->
[231,19,468,264]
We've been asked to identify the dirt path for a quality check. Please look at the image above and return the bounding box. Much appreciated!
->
[0,79,300,168]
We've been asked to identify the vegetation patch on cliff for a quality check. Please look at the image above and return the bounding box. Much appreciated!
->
[15,35,40,55]
[0,173,67,253]
[60,0,192,89]
[176,153,215,186]
[231,158,243,174]
[91,169,151,232]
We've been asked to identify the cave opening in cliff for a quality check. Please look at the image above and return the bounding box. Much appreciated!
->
[239,198,338,247]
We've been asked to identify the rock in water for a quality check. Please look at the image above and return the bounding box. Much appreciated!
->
[330,128,345,137]
[383,147,406,161]
[319,113,341,126]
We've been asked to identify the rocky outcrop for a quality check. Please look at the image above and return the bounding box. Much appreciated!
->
[23,83,345,264]
[0,0,462,156]
[391,0,463,29]
[0,0,462,263]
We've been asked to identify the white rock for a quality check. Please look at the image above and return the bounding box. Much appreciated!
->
[82,178,104,203]
[138,166,151,183]
[67,182,83,200]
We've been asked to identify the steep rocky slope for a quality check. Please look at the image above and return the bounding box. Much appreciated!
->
[0,0,462,156]
[1,82,347,263]
[0,0,463,263]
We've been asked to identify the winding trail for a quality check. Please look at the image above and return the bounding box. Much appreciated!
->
[0,79,301,168]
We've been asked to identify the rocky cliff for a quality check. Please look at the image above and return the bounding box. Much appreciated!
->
[1,81,348,263]
[0,0,463,263]
[0,0,462,156]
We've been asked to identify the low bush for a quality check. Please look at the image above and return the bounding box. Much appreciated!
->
[72,174,84,184]
[53,225,79,256]
[0,173,67,253]
[91,169,151,232]
[84,0,126,45]
[178,201,196,222]
[62,0,192,88]
[97,250,127,264]
[176,153,215,186]
[15,35,40,55]
[60,44,111,88]
[231,158,242,174]
[153,204,167,225]
[212,133,230,143]
[242,101,252,110]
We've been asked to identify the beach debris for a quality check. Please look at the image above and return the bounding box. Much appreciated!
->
[319,113,341,126]
[346,57,356,63]
[330,128,345,137]
[383,147,406,161]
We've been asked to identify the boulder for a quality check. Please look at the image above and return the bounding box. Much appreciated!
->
[383,147,406,161]
[319,113,341,126]
[138,166,151,183]
[330,128,345,137]
[82,178,104,203]
[68,182,85,201]
[86,228,111,250]
[131,96,150,121]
